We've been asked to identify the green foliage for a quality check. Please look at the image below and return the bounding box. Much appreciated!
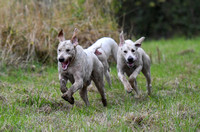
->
[112,0,200,38]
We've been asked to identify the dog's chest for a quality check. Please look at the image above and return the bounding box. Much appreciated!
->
[124,65,138,76]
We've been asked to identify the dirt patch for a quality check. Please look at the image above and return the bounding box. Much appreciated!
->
[38,105,52,114]
[124,111,159,130]
[178,49,194,55]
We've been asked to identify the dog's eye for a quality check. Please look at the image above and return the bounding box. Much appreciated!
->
[58,49,61,52]
[124,50,127,53]
[66,49,70,52]
[131,49,135,52]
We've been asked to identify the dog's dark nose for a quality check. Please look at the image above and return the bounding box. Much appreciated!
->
[128,56,134,63]
[59,57,64,62]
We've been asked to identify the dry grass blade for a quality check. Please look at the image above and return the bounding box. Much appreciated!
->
[0,0,118,67]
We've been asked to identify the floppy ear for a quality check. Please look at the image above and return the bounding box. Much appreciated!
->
[95,49,102,55]
[95,43,102,55]
[135,37,145,48]
[57,29,65,42]
[71,28,78,46]
[119,31,125,47]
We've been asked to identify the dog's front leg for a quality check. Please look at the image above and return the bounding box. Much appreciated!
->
[118,71,133,93]
[129,65,142,82]
[129,66,142,95]
[62,75,83,104]
[60,79,68,93]
[59,74,68,93]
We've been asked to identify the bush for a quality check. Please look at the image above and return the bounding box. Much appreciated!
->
[111,0,200,38]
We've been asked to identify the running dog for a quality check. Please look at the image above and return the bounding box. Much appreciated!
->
[117,31,152,96]
[57,28,107,106]
[87,37,118,86]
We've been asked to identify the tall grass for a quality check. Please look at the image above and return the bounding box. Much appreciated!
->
[0,0,118,66]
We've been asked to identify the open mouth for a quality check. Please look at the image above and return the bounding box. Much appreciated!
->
[61,59,71,70]
[127,62,134,68]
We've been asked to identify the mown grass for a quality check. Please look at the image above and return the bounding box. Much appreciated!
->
[0,38,200,131]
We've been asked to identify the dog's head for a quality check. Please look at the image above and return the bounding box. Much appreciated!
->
[119,31,145,68]
[57,28,78,71]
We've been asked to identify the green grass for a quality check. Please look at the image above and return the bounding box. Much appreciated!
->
[0,38,200,131]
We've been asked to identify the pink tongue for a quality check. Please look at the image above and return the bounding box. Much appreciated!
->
[62,61,70,70]
[128,63,133,67]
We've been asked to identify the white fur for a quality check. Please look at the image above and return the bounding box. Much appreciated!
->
[117,32,152,96]
[87,37,118,86]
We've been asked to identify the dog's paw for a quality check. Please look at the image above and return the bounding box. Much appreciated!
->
[62,94,74,104]
[126,87,133,93]
[102,98,107,107]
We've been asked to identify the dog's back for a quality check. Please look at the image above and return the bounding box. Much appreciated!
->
[89,37,118,62]
[98,37,118,62]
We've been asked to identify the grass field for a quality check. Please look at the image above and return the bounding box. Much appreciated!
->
[0,38,200,131]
